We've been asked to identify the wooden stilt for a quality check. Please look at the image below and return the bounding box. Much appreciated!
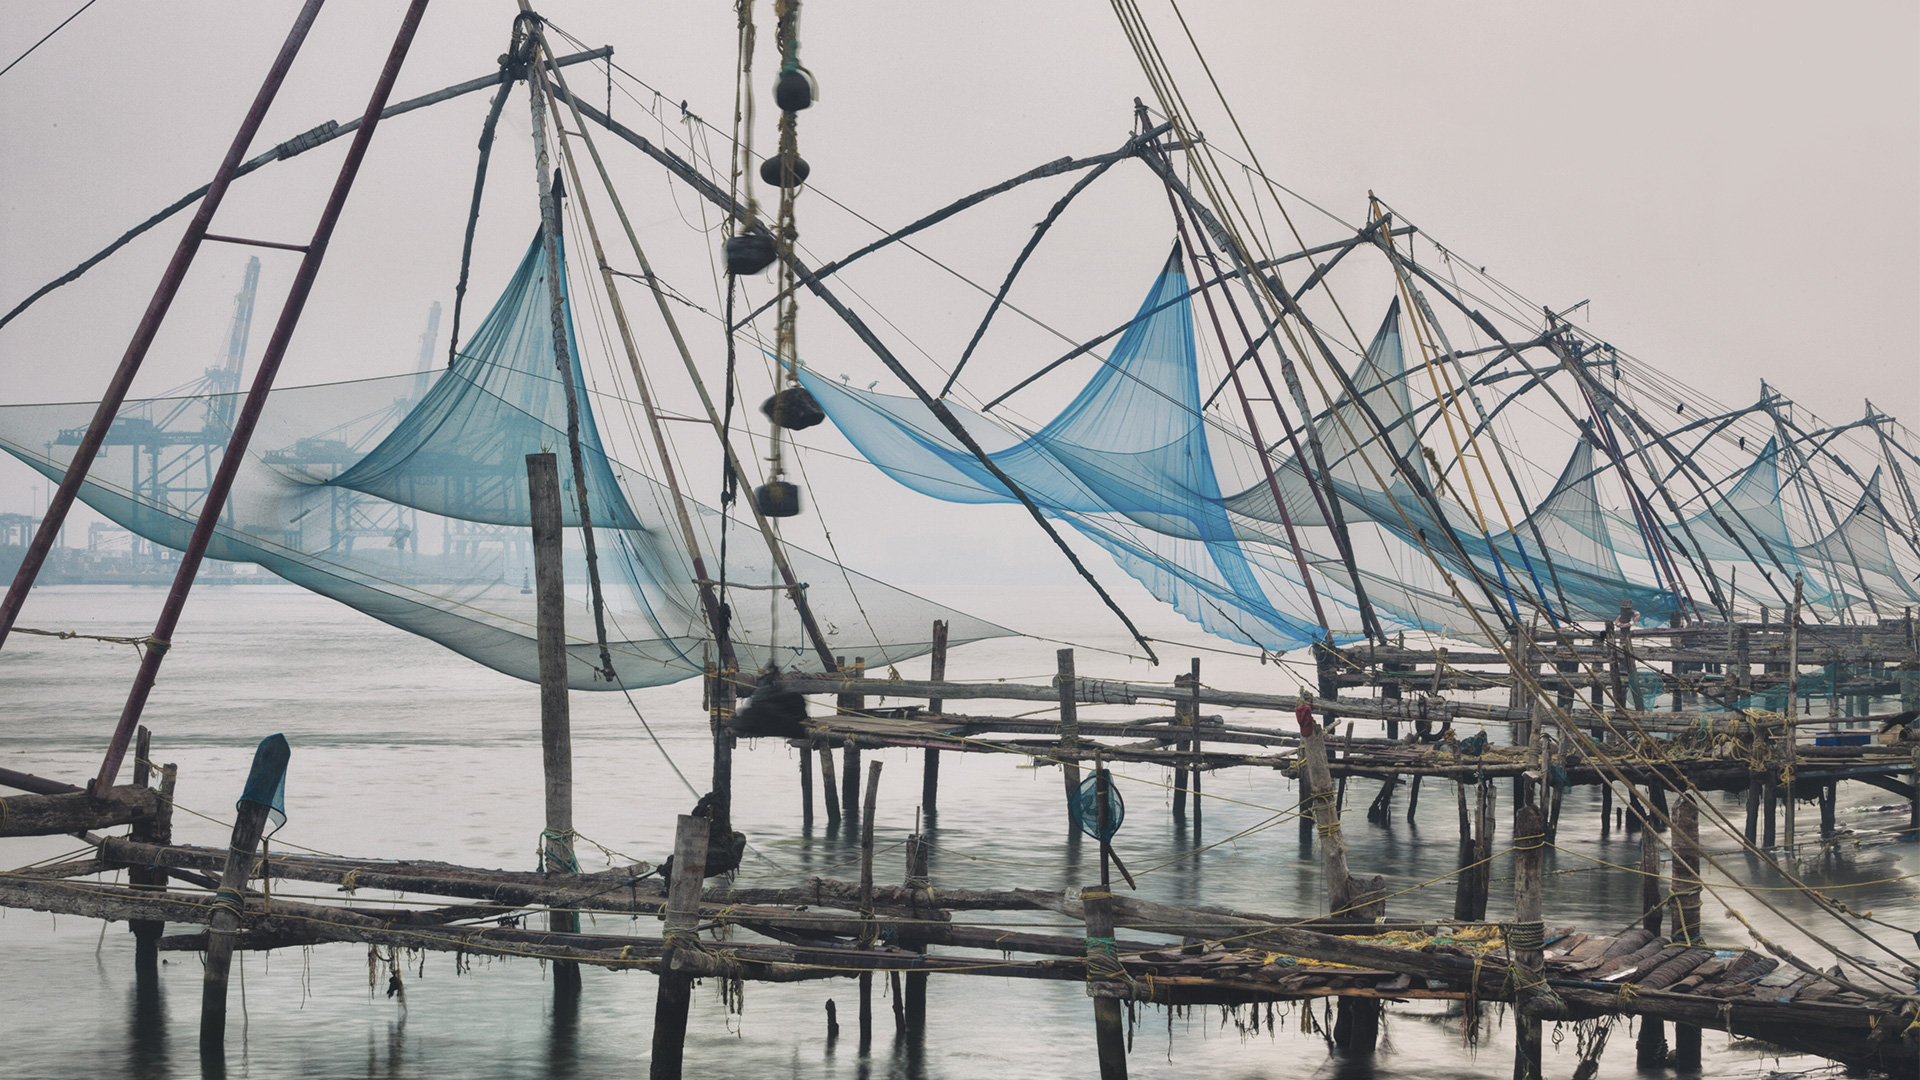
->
[1640,818,1665,936]
[1474,780,1494,920]
[650,814,710,1080]
[817,742,841,829]
[903,833,930,1037]
[1784,577,1802,852]
[1512,804,1545,1080]
[799,743,813,827]
[857,761,883,1055]
[1744,771,1762,844]
[528,452,582,993]
[1171,670,1190,822]
[924,620,947,821]
[128,726,164,967]
[1187,659,1202,840]
[1082,888,1129,1080]
[1600,780,1612,841]
[1453,781,1474,920]
[1058,649,1082,822]
[839,658,865,824]
[1405,774,1422,825]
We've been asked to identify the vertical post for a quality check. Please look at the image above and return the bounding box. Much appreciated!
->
[1511,804,1545,1080]
[1171,672,1191,822]
[923,620,947,820]
[903,832,930,1037]
[838,658,864,823]
[1453,780,1475,920]
[817,742,841,829]
[1082,888,1129,1080]
[1473,779,1495,920]
[1187,658,1202,839]
[1783,576,1802,852]
[528,453,582,992]
[1908,746,1919,840]
[128,726,163,965]
[201,734,288,1053]
[1058,648,1083,819]
[857,761,882,1054]
[1672,797,1701,942]
[799,740,814,827]
[1639,808,1664,936]
[651,814,710,1080]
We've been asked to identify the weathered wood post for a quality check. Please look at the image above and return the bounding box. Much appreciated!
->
[817,741,840,829]
[1186,658,1202,838]
[201,734,288,1053]
[1172,671,1191,822]
[857,761,883,1054]
[528,452,582,992]
[902,832,931,1037]
[1910,746,1920,840]
[1453,780,1475,920]
[923,620,947,820]
[651,813,710,1080]
[1634,790,1667,1067]
[1782,576,1802,852]
[128,726,165,966]
[1672,796,1703,1068]
[1082,887,1129,1080]
[1057,648,1082,820]
[1511,804,1546,1080]
[1304,727,1382,1051]
[799,737,814,827]
[838,657,865,823]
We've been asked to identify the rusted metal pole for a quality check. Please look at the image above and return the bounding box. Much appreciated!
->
[0,0,327,652]
[91,0,432,798]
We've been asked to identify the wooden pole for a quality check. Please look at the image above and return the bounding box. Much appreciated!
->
[528,453,582,992]
[1672,794,1704,1066]
[903,832,930,1037]
[924,620,947,820]
[1082,888,1129,1080]
[128,726,163,966]
[1639,802,1664,936]
[650,814,710,1080]
[1058,649,1082,819]
[838,658,865,823]
[1453,780,1474,920]
[817,742,841,829]
[1171,672,1190,822]
[1783,576,1802,852]
[1511,804,1546,1080]
[858,761,883,1054]
[799,739,813,827]
[1187,658,1202,839]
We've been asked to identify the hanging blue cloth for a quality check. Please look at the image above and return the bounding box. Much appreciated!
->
[237,733,290,835]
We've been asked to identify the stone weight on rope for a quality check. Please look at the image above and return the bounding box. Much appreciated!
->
[760,385,825,430]
[775,68,814,112]
[755,480,803,518]
[724,233,777,276]
[759,152,810,189]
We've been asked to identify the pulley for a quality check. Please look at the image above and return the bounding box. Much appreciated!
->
[724,233,777,275]
[759,386,825,431]
[775,68,814,112]
[759,152,810,189]
[754,480,803,518]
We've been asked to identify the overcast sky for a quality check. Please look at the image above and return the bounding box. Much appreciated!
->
[1,1,1914,591]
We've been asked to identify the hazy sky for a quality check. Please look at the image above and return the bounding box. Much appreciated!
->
[1,1,1914,593]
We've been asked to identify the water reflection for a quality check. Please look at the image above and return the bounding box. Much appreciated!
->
[127,955,168,1080]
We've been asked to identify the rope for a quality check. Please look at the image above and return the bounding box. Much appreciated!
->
[1506,920,1546,952]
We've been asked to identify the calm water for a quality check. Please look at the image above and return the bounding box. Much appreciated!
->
[2,584,1914,1079]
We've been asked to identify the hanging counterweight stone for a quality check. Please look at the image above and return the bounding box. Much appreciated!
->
[725,233,777,276]
[759,153,811,189]
[775,69,814,112]
[755,480,803,518]
[760,386,825,431]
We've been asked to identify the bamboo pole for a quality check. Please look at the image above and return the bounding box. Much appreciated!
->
[651,814,709,1080]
